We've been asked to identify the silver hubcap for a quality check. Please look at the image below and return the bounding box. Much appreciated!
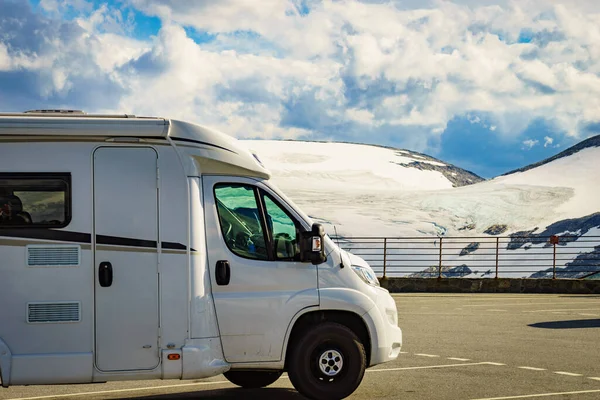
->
[318,349,344,376]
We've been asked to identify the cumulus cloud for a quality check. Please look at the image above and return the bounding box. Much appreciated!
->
[544,136,554,147]
[0,0,147,111]
[1,0,600,152]
[121,0,600,143]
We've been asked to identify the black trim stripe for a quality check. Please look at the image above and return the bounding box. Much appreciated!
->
[0,229,90,243]
[97,234,156,248]
[171,137,237,154]
[0,229,190,251]
[162,242,188,250]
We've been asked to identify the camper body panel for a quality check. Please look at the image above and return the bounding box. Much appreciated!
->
[0,137,201,385]
[0,140,97,385]
[188,178,220,340]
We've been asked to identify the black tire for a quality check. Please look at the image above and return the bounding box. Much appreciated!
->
[223,370,283,389]
[288,322,367,400]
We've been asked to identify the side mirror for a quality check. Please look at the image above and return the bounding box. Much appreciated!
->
[300,223,327,265]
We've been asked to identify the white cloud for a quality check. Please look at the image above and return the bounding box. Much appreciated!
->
[114,23,344,138]
[39,0,93,14]
[346,108,376,125]
[0,43,11,71]
[544,136,554,147]
[0,1,147,110]
[523,139,539,149]
[469,116,482,124]
[2,0,600,149]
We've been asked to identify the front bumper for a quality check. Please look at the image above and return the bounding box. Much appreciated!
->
[371,322,402,365]
[363,288,403,366]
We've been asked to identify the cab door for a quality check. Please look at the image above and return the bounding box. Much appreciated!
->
[203,176,318,363]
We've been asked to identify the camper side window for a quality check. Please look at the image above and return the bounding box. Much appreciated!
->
[214,184,269,260]
[0,173,71,228]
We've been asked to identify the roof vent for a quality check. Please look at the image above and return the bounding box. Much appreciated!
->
[23,109,86,114]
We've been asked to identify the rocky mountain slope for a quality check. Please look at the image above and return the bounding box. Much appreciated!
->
[244,136,600,278]
[244,136,600,239]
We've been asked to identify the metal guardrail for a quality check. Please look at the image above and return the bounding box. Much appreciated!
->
[332,235,600,279]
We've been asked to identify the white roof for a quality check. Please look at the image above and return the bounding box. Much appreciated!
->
[0,112,271,179]
[0,113,168,137]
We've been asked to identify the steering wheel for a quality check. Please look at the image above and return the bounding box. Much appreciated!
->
[234,231,250,249]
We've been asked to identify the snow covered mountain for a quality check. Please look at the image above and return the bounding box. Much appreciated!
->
[243,137,600,239]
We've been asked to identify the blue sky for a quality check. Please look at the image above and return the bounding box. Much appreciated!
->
[2,0,600,177]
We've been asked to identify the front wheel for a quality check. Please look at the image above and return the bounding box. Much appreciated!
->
[288,322,367,400]
[223,370,282,389]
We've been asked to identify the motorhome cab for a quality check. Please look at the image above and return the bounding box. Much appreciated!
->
[0,111,402,400]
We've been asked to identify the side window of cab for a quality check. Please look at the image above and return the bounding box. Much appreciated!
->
[214,183,301,262]
[214,184,269,260]
[261,193,300,261]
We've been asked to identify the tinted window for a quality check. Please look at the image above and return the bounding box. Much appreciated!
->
[0,174,71,228]
[214,184,268,260]
[263,194,300,260]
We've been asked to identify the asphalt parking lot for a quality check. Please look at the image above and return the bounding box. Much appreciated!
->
[2,293,599,400]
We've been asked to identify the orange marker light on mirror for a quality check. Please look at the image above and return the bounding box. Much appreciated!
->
[312,237,321,252]
[167,354,181,361]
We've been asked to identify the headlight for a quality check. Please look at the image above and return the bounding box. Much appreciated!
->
[351,265,380,287]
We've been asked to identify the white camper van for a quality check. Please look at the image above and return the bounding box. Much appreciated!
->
[0,111,402,400]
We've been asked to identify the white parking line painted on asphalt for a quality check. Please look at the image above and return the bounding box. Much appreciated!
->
[578,313,599,316]
[415,353,440,357]
[470,388,600,399]
[368,362,495,373]
[517,366,546,371]
[399,351,409,354]
[589,377,600,381]
[553,371,583,377]
[483,362,506,366]
[391,295,571,300]
[463,301,600,308]
[4,380,231,400]
[523,308,600,313]
[448,357,471,361]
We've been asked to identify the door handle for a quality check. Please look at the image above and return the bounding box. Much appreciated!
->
[216,260,230,286]
[99,262,113,287]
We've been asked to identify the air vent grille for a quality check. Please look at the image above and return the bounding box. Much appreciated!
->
[27,245,80,267]
[27,302,81,323]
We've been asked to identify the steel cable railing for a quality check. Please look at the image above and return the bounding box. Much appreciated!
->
[332,235,600,279]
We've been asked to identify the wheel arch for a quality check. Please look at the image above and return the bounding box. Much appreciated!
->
[283,310,371,370]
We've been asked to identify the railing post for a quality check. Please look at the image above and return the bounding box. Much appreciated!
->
[438,237,443,279]
[382,238,387,279]
[553,242,557,280]
[495,237,500,279]
[550,235,558,279]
